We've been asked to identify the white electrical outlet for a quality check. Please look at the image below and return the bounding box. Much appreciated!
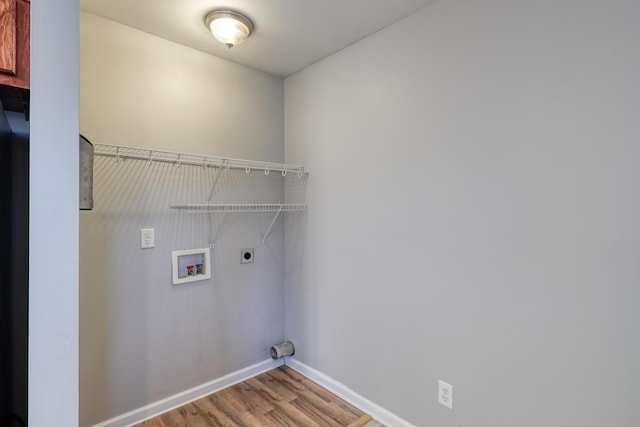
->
[438,380,453,409]
[140,228,155,248]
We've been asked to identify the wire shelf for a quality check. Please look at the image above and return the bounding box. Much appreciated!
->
[94,144,309,176]
[169,203,307,213]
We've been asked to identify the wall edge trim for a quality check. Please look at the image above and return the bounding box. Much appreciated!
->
[92,358,285,427]
[285,357,416,427]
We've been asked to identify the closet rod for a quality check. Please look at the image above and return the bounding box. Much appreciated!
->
[93,144,309,175]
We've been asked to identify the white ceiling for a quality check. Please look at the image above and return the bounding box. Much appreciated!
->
[79,0,433,77]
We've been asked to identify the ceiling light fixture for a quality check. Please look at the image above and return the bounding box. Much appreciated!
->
[205,10,254,49]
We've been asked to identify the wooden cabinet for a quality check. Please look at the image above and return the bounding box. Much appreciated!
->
[0,0,30,89]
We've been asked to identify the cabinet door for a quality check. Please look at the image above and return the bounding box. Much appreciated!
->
[0,0,29,89]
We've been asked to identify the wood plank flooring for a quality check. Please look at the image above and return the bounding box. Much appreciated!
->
[135,366,374,427]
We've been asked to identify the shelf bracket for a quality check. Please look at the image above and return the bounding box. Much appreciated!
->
[207,165,224,203]
[262,204,283,243]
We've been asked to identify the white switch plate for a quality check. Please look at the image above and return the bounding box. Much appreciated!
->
[438,380,453,409]
[140,228,155,248]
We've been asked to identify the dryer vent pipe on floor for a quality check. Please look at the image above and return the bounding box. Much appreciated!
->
[270,341,295,360]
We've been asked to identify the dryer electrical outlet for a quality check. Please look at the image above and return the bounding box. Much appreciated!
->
[241,248,254,264]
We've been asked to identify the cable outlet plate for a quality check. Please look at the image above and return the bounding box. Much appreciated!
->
[438,380,453,409]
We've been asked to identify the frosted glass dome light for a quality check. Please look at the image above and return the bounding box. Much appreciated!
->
[205,10,254,49]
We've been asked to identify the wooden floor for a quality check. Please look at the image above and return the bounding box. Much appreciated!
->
[135,366,374,427]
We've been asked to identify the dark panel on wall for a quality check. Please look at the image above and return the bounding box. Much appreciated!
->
[0,101,12,426]
[0,101,28,427]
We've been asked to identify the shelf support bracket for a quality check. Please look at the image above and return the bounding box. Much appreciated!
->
[207,165,224,203]
[262,204,283,243]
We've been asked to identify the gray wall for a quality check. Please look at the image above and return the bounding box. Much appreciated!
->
[29,0,80,425]
[80,12,284,162]
[79,13,288,426]
[284,0,640,426]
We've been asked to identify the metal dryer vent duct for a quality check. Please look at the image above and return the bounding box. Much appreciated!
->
[270,341,295,360]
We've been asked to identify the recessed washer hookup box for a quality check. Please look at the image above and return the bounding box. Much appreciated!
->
[171,247,211,285]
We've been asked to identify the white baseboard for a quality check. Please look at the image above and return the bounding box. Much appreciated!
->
[285,357,415,427]
[92,358,284,427]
